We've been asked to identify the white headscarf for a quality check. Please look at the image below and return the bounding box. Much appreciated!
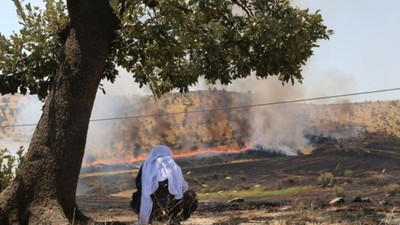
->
[137,145,188,225]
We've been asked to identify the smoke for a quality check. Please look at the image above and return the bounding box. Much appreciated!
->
[84,94,150,163]
[84,65,358,163]
[240,76,307,154]
[0,95,42,153]
[184,76,307,155]
[303,68,357,104]
[337,100,355,119]
[194,66,356,155]
[101,68,152,96]
[0,67,357,167]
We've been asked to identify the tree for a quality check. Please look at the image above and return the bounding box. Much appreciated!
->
[0,0,331,224]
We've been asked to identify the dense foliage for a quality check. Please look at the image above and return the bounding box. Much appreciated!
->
[0,0,332,99]
[110,0,332,97]
[0,0,68,100]
[0,146,25,192]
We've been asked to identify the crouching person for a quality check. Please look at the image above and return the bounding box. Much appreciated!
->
[131,145,198,225]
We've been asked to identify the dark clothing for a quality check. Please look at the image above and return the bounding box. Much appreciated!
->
[131,166,198,224]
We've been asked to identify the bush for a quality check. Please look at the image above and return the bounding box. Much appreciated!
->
[279,177,295,188]
[235,184,252,191]
[0,146,25,192]
[385,184,400,196]
[318,172,334,187]
[333,186,345,197]
[344,170,353,178]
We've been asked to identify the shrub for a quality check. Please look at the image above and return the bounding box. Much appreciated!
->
[235,184,252,191]
[318,172,334,187]
[0,146,25,192]
[344,170,353,178]
[333,186,345,197]
[385,184,400,196]
[280,177,295,188]
[283,177,295,184]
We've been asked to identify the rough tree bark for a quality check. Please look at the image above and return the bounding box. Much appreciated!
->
[0,0,118,224]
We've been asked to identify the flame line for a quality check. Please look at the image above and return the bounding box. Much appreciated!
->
[84,142,258,167]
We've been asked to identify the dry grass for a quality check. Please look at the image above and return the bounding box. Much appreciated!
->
[385,184,400,196]
[301,147,317,155]
[110,189,135,198]
[79,169,137,178]
[197,186,312,200]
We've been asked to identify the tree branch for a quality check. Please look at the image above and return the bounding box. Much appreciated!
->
[143,0,158,8]
[145,0,193,14]
[176,5,193,14]
[231,0,254,17]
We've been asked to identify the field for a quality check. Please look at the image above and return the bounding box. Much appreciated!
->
[77,133,400,224]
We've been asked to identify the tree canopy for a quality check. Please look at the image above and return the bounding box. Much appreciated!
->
[0,0,332,100]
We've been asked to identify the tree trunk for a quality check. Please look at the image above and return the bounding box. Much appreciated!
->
[0,0,118,224]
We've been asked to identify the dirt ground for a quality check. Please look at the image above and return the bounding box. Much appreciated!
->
[76,193,400,224]
[77,133,400,224]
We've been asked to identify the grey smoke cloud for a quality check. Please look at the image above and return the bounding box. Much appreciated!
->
[191,69,356,155]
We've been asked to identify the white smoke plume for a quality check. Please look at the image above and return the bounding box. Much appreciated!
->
[194,67,356,155]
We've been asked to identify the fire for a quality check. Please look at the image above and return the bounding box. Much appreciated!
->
[84,142,257,167]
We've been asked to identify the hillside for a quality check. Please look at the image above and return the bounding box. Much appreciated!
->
[1,92,400,164]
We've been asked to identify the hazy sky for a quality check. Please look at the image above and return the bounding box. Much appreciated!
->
[1,0,400,102]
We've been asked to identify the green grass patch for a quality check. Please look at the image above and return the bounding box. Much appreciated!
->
[197,186,312,200]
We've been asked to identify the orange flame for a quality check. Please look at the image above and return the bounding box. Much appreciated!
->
[84,142,257,167]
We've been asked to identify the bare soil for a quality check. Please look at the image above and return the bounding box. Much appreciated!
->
[77,133,400,224]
